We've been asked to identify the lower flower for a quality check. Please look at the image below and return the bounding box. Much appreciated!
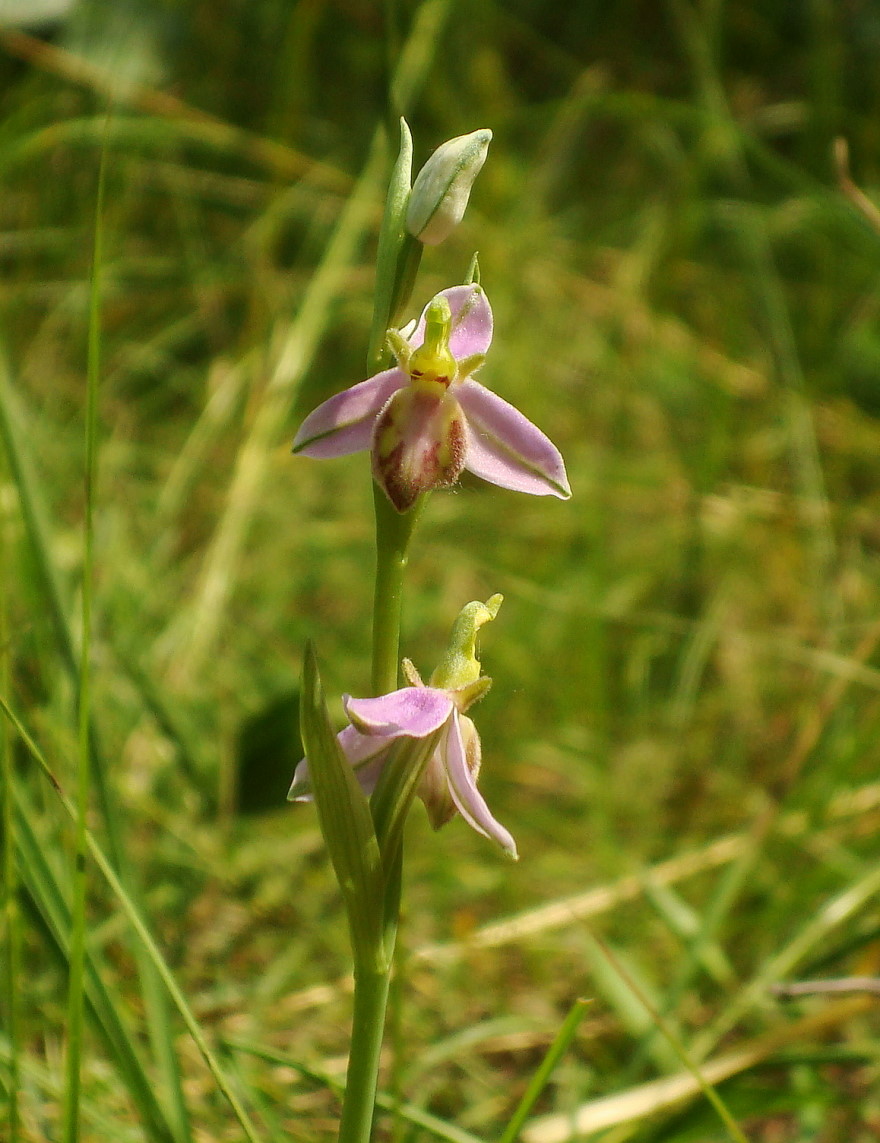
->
[290,595,517,858]
[289,681,517,859]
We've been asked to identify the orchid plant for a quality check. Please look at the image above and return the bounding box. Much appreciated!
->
[290,119,569,1143]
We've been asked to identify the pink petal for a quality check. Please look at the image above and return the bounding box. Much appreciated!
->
[458,380,571,498]
[288,724,392,801]
[338,725,393,794]
[293,369,405,457]
[443,712,518,858]
[343,687,453,738]
[408,285,493,360]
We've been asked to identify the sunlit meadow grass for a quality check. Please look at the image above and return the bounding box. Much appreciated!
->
[3,1,880,1140]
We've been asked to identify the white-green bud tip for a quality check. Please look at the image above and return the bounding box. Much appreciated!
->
[406,128,492,246]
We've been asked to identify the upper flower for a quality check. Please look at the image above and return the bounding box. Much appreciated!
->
[292,284,571,512]
[289,594,518,858]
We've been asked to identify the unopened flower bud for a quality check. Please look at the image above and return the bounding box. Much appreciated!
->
[406,129,492,246]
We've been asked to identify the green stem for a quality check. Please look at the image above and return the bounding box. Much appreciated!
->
[338,969,393,1143]
[336,484,421,1143]
[371,484,423,696]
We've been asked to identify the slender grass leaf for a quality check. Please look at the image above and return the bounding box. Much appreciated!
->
[0,327,194,1138]
[581,929,748,1143]
[13,786,178,1143]
[63,104,106,1143]
[0,446,21,1143]
[693,859,880,1062]
[2,696,264,1143]
[0,1033,170,1143]
[0,342,76,675]
[224,1038,483,1143]
[581,937,680,1074]
[499,999,589,1143]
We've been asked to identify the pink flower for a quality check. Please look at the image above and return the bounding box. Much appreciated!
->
[289,666,517,859]
[293,284,571,512]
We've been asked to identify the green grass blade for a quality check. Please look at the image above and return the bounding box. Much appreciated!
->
[581,936,681,1074]
[13,785,178,1143]
[0,1035,156,1142]
[0,416,20,1143]
[0,339,124,860]
[0,330,194,1142]
[498,999,589,1143]
[2,697,265,1143]
[0,342,78,676]
[582,928,749,1143]
[693,859,880,1064]
[624,841,759,1084]
[224,1037,483,1143]
[61,105,107,1143]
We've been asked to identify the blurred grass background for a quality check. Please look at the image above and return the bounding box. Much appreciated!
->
[3,0,880,1139]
